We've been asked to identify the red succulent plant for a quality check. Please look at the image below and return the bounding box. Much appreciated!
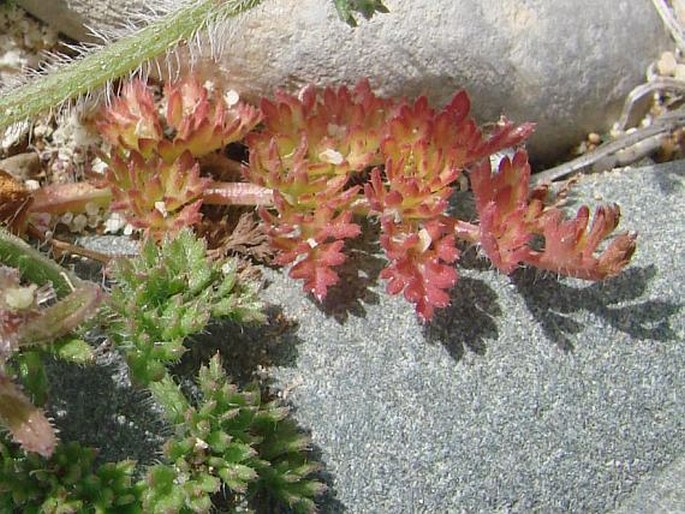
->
[97,77,261,239]
[246,79,545,320]
[244,80,398,300]
[468,150,637,281]
[97,76,636,321]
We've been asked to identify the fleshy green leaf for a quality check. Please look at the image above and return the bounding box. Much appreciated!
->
[333,0,389,26]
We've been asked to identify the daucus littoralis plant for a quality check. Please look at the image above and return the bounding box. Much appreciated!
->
[0,228,325,512]
[145,355,326,513]
[105,229,265,387]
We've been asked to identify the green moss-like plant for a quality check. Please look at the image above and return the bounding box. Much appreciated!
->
[146,356,325,513]
[106,228,264,387]
[1,354,325,512]
[0,438,143,514]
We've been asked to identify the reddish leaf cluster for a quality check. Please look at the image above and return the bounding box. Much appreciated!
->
[244,80,396,300]
[246,80,554,320]
[99,77,637,321]
[362,94,534,319]
[469,150,636,281]
[97,78,261,238]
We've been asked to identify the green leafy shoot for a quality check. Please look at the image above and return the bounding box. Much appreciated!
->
[0,437,143,514]
[106,229,264,386]
[333,0,389,26]
[145,354,325,513]
[1,232,102,458]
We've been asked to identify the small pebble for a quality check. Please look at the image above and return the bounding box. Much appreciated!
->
[587,132,602,145]
[59,212,74,225]
[1,121,29,150]
[24,179,40,190]
[674,63,685,82]
[104,212,126,234]
[72,213,87,232]
[0,151,41,180]
[657,51,678,76]
[84,201,100,216]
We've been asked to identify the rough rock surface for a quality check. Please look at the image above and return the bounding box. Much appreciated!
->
[57,161,685,512]
[17,0,671,164]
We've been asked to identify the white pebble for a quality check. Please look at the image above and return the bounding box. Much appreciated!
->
[104,212,126,233]
[84,201,100,216]
[224,89,240,107]
[71,213,87,232]
[59,212,74,225]
[657,51,678,76]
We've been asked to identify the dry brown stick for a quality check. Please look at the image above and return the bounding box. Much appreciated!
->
[533,109,685,185]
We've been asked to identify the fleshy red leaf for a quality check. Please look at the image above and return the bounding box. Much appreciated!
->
[378,217,458,321]
[96,79,163,156]
[469,149,636,280]
[289,240,347,300]
[525,205,637,280]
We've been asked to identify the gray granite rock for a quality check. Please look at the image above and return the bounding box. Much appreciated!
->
[17,0,670,164]
[55,161,684,512]
[254,161,685,512]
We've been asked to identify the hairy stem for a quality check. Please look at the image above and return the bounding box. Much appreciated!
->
[0,227,76,297]
[0,0,263,131]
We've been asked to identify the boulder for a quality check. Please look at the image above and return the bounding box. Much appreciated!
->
[17,0,671,163]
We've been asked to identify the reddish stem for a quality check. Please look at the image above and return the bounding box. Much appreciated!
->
[29,180,274,219]
[30,182,112,215]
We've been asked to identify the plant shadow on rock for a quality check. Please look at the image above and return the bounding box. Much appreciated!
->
[422,245,503,363]
[172,304,347,513]
[44,348,167,467]
[422,247,681,359]
[313,217,385,324]
[654,163,685,196]
[173,303,303,386]
[511,264,682,352]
